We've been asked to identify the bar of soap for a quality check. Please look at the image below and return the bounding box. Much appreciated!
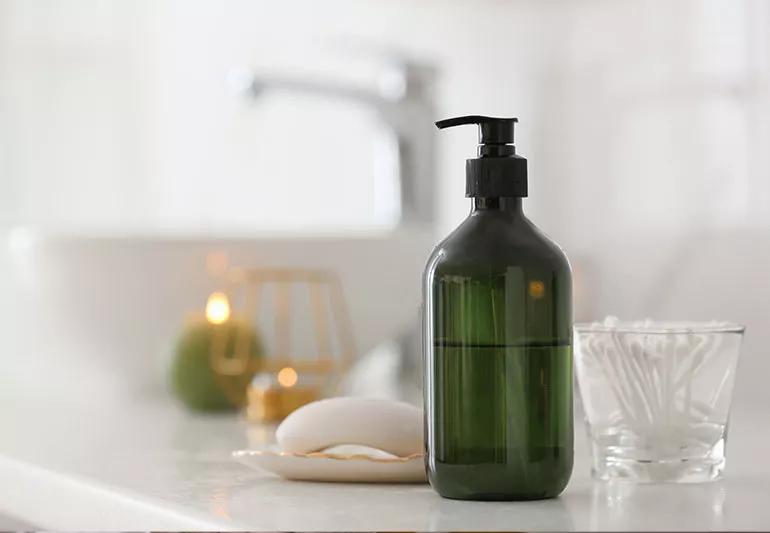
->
[276,397,423,457]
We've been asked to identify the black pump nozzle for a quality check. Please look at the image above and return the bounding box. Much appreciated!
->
[436,115,527,198]
[435,115,518,145]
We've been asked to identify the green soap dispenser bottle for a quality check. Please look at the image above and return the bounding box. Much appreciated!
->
[423,115,573,500]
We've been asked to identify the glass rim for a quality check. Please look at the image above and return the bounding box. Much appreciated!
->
[574,321,745,335]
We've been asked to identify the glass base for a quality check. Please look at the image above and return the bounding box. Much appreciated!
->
[591,437,726,483]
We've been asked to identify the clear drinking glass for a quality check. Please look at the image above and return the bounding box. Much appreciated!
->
[574,319,745,482]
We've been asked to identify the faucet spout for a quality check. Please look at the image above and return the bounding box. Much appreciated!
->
[229,60,438,226]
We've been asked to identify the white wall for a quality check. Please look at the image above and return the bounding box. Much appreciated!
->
[4,1,767,236]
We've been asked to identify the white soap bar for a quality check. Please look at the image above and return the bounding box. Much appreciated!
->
[276,397,423,457]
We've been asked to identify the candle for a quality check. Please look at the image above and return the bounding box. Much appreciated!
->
[170,310,264,411]
[246,369,322,423]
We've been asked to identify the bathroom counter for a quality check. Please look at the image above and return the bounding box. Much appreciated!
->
[0,388,769,531]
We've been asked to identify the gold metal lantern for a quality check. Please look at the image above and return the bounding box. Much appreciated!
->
[206,267,356,422]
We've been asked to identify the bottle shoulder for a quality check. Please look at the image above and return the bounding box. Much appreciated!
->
[426,211,571,275]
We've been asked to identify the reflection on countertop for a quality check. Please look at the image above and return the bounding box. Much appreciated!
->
[0,385,768,530]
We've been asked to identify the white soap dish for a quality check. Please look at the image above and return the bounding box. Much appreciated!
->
[232,444,427,483]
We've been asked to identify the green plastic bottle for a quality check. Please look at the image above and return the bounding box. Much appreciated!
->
[423,116,573,500]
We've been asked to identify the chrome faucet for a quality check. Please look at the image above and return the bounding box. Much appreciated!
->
[229,56,438,225]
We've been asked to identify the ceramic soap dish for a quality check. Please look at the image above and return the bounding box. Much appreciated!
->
[233,397,427,483]
[233,444,426,483]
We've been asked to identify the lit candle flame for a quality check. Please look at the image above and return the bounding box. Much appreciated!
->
[206,292,230,324]
[277,367,298,388]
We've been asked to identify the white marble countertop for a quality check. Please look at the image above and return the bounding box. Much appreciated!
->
[0,386,769,531]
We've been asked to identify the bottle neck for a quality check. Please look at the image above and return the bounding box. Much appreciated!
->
[471,197,523,214]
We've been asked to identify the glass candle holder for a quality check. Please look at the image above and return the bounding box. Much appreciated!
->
[246,369,323,423]
[574,318,745,483]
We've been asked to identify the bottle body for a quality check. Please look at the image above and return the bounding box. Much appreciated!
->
[423,198,573,500]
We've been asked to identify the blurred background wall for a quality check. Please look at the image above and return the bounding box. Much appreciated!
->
[1,0,769,407]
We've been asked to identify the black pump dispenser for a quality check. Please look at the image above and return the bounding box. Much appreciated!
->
[436,115,527,198]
